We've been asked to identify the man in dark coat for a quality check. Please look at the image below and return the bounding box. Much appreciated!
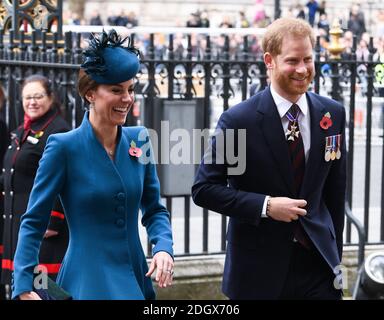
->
[192,18,346,299]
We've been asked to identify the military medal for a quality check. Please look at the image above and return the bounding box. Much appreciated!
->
[286,123,300,141]
[330,136,336,160]
[324,136,332,162]
[285,108,300,141]
[335,135,341,159]
[325,150,331,162]
[325,135,342,161]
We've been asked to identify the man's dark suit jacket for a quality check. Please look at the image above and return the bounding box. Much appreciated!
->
[192,87,346,299]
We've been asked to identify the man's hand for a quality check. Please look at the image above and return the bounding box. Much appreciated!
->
[267,197,307,222]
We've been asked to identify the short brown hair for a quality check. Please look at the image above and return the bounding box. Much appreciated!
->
[262,18,315,56]
[77,69,99,102]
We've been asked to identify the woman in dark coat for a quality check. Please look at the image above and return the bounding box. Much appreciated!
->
[0,75,69,294]
[0,85,9,299]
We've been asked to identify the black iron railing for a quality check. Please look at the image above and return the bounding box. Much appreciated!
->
[0,29,382,258]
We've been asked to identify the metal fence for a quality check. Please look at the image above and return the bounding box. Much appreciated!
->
[0,29,383,260]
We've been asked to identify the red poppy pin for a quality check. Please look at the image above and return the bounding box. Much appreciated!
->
[129,140,142,158]
[320,112,332,130]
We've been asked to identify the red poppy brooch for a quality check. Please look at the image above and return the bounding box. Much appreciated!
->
[129,140,142,158]
[320,112,332,130]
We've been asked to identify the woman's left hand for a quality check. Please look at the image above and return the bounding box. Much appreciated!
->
[145,251,174,288]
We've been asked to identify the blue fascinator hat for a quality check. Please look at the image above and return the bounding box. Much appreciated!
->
[81,29,141,85]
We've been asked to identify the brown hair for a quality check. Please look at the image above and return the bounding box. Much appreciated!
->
[21,74,61,110]
[262,18,315,56]
[78,69,99,102]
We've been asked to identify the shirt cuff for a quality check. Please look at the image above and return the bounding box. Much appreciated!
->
[261,196,270,218]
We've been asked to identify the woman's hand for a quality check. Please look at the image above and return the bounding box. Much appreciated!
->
[145,251,174,288]
[19,291,42,300]
[44,229,59,238]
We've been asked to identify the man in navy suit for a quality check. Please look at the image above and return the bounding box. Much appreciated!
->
[192,18,346,299]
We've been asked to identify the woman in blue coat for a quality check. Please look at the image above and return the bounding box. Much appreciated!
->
[12,29,174,300]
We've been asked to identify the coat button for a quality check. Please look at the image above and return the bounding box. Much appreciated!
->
[115,219,125,227]
[2,168,4,172]
[116,206,125,214]
[2,215,5,219]
[10,168,14,173]
[10,191,13,197]
[117,193,125,201]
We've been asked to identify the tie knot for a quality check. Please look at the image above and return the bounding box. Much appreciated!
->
[289,104,300,115]
[286,104,300,122]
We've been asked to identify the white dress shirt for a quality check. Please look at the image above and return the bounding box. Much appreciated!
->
[261,85,312,217]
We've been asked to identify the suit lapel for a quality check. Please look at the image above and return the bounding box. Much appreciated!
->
[259,88,295,195]
[300,92,327,197]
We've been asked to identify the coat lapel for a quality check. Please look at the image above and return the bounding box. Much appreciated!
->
[299,92,327,197]
[259,88,295,196]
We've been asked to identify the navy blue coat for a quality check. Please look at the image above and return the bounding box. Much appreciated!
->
[12,112,173,299]
[192,87,346,299]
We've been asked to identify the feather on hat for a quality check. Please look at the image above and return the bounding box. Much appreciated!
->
[81,29,141,84]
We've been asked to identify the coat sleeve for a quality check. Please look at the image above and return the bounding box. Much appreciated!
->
[12,134,66,299]
[192,111,265,226]
[139,128,173,258]
[46,119,70,233]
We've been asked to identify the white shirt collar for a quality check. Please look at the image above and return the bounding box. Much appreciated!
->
[270,85,308,119]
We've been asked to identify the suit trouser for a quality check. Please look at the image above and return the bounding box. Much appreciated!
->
[279,242,342,300]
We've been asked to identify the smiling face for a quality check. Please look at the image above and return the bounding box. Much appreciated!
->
[86,79,135,127]
[264,35,315,103]
[22,81,53,120]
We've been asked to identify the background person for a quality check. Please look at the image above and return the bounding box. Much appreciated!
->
[0,75,69,298]
[0,85,9,300]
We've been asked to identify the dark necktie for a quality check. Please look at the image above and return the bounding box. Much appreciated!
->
[286,104,311,249]
[286,104,305,193]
